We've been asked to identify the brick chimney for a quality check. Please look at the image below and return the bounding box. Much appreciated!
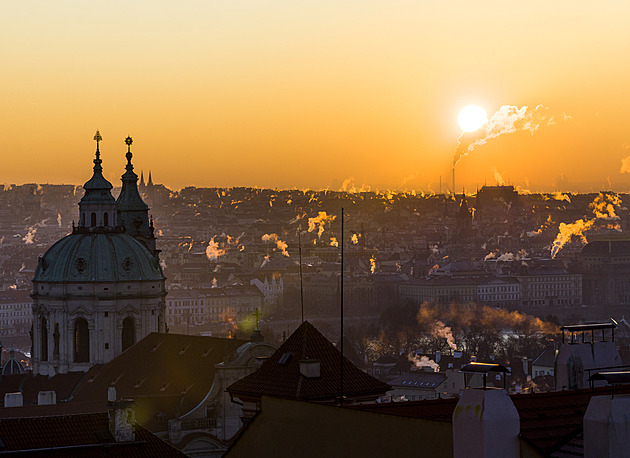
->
[107,387,136,443]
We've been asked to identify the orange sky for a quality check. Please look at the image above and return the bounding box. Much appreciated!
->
[2,1,630,192]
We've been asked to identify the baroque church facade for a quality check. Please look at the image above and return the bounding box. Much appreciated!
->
[31,132,167,376]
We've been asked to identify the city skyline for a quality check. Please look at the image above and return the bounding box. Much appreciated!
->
[3,1,630,192]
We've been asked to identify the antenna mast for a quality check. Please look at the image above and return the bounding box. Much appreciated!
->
[340,207,344,405]
[299,230,304,323]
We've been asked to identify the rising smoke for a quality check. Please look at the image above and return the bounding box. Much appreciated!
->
[453,105,556,167]
[550,192,622,258]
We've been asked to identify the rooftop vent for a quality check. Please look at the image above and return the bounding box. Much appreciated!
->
[300,359,321,378]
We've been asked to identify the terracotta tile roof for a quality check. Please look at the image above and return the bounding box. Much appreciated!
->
[0,372,85,406]
[227,321,390,402]
[68,332,247,431]
[0,411,186,456]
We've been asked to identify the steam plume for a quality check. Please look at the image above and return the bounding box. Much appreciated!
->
[262,233,290,257]
[454,105,554,167]
[308,212,336,239]
[550,192,622,258]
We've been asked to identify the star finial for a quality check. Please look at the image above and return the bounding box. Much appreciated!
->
[124,136,133,165]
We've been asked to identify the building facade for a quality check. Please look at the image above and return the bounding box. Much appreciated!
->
[31,133,166,376]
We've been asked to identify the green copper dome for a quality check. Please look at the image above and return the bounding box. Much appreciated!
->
[33,230,164,283]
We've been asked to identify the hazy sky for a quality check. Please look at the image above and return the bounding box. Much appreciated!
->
[3,1,630,191]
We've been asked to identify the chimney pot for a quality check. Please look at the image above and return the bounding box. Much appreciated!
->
[37,391,56,406]
[4,392,23,408]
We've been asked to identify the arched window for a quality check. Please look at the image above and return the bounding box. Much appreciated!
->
[90,213,97,227]
[74,318,90,363]
[40,317,48,362]
[103,212,109,226]
[122,317,135,352]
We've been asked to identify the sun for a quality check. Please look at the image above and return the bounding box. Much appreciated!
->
[458,105,487,132]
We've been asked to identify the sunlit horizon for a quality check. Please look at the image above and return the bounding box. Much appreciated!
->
[3,2,630,193]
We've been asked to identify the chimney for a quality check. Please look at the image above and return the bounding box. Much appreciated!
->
[584,395,630,457]
[299,359,321,378]
[522,356,528,376]
[4,392,23,408]
[435,351,442,363]
[452,389,520,458]
[454,351,463,359]
[37,391,56,406]
[108,398,136,442]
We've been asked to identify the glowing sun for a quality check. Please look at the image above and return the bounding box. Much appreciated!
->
[458,105,487,132]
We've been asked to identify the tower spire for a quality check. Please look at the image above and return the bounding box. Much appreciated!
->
[116,136,157,255]
[93,130,103,172]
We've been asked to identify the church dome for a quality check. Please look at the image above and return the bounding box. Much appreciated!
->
[33,229,164,283]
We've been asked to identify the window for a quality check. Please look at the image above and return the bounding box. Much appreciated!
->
[103,212,109,226]
[40,317,48,362]
[74,318,90,363]
[90,213,97,227]
[122,317,136,351]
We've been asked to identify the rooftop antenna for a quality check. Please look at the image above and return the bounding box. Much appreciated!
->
[298,229,304,323]
[340,207,345,405]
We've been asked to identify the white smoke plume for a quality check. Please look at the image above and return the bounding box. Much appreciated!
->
[206,233,244,261]
[409,354,439,372]
[308,212,336,239]
[57,213,62,228]
[22,218,49,245]
[493,167,505,186]
[454,105,556,167]
[433,320,456,350]
[550,192,622,258]
[262,233,289,257]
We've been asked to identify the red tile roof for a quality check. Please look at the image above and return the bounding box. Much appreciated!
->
[68,332,247,431]
[0,411,186,456]
[227,321,390,402]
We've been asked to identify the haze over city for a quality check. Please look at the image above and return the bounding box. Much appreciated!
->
[3,1,630,191]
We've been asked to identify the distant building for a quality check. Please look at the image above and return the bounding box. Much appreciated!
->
[579,239,630,307]
[397,277,478,305]
[518,265,582,308]
[0,290,32,336]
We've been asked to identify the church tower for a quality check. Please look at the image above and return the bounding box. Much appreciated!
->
[116,137,157,255]
[31,132,166,376]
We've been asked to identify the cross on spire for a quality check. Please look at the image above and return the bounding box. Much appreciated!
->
[94,130,102,151]
[92,130,103,170]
